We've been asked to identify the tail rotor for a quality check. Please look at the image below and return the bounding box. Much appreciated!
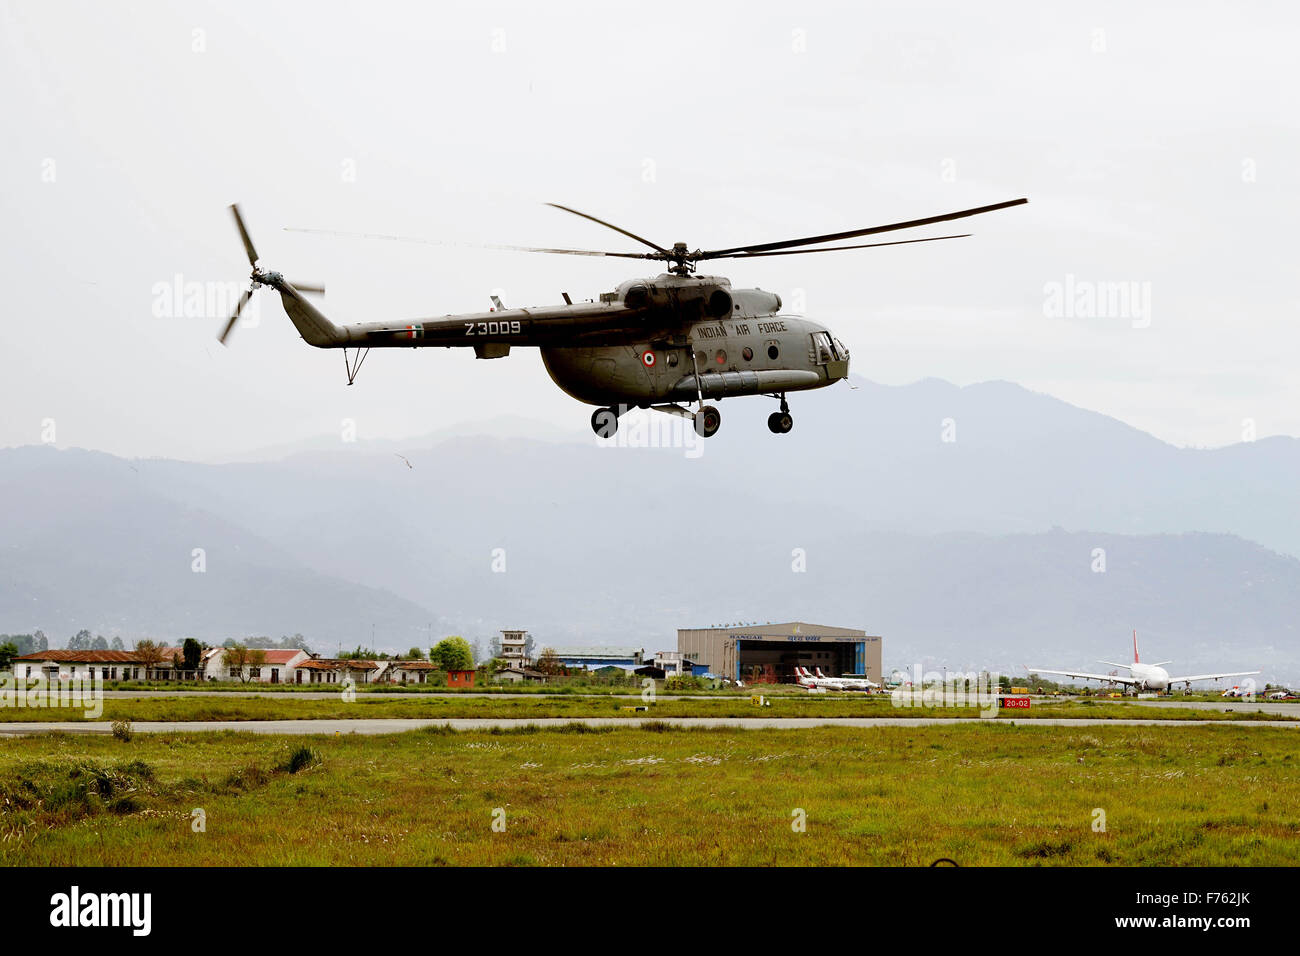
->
[219,204,324,346]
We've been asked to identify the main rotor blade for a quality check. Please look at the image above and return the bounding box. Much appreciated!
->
[289,282,326,294]
[544,203,668,253]
[217,287,253,345]
[713,233,971,259]
[230,203,259,267]
[286,227,655,260]
[698,197,1028,259]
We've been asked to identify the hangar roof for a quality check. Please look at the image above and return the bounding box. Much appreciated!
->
[680,622,866,636]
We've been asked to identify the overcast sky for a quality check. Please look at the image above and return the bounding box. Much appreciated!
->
[2,0,1296,460]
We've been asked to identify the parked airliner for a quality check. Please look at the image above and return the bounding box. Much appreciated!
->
[1029,631,1260,694]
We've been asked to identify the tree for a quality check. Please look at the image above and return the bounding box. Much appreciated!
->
[488,634,502,658]
[223,643,248,680]
[246,648,267,681]
[33,630,48,652]
[243,634,312,650]
[524,633,536,663]
[67,629,92,651]
[223,643,265,682]
[134,640,166,676]
[406,647,426,660]
[90,634,109,651]
[182,638,201,671]
[110,636,125,651]
[535,647,563,676]
[469,639,484,665]
[431,636,473,672]
[0,641,18,670]
[1,634,37,656]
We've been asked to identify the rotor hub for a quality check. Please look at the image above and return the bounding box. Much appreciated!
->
[667,242,696,275]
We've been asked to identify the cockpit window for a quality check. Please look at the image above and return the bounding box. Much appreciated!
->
[813,331,836,363]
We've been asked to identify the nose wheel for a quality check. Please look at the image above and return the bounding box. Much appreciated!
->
[767,411,793,434]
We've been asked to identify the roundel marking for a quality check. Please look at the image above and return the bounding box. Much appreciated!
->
[641,350,656,367]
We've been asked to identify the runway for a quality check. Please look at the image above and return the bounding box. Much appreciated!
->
[2,715,1298,735]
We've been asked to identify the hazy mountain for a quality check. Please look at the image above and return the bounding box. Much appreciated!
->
[219,415,580,463]
[2,377,1296,680]
[0,446,451,648]
[163,376,1300,558]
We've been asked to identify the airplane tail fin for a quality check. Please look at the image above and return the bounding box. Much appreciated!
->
[1133,629,1140,664]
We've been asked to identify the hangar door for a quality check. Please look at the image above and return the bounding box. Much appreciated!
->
[737,640,858,684]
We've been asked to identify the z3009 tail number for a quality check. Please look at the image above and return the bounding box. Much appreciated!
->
[466,320,521,336]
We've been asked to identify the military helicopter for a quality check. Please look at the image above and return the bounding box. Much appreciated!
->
[219,198,1027,437]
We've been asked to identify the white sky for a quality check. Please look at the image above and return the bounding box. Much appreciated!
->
[2,0,1297,459]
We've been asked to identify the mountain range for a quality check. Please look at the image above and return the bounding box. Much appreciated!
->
[1,377,1295,681]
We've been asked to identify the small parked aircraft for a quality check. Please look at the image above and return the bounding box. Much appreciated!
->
[794,666,878,692]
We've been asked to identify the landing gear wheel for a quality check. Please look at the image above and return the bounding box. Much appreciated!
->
[694,404,721,438]
[591,406,619,438]
[767,411,793,434]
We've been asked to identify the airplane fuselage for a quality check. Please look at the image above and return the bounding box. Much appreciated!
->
[1124,662,1170,691]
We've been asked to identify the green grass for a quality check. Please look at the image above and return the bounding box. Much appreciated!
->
[0,724,1295,866]
[1,692,1294,723]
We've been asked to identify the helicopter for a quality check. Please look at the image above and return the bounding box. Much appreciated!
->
[219,197,1027,438]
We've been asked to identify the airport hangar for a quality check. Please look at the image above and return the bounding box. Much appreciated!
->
[677,622,881,685]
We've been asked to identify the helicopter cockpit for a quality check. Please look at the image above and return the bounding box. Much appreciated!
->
[813,331,849,363]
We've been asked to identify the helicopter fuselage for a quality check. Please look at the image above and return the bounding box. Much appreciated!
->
[272,271,850,409]
[539,311,848,407]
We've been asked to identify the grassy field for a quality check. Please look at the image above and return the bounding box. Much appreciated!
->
[0,723,1296,865]
[0,693,1294,723]
[45,679,1272,704]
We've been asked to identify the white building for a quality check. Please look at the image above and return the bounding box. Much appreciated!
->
[12,648,191,681]
[499,629,529,667]
[649,650,688,677]
[287,656,382,685]
[385,660,437,683]
[206,648,310,684]
[14,646,317,684]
